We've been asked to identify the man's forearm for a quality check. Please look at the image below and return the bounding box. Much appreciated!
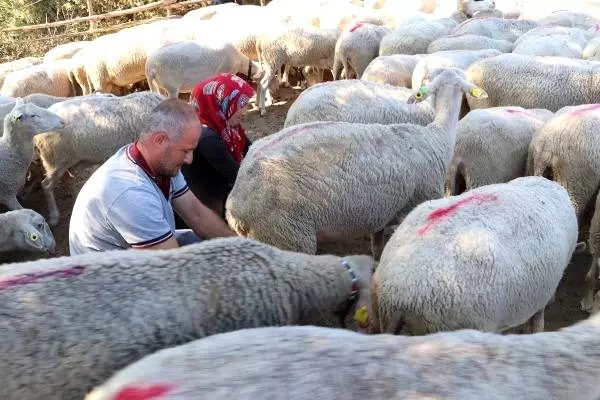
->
[188,203,237,239]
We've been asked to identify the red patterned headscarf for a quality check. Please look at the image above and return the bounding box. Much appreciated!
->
[190,73,255,163]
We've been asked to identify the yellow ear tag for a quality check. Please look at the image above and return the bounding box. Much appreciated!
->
[354,305,369,327]
[470,87,485,98]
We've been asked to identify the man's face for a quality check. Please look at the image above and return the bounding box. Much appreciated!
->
[157,120,201,177]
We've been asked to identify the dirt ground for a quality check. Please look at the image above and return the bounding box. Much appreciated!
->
[3,84,591,333]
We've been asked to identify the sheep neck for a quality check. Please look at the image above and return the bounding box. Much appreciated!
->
[1,121,34,157]
[429,83,463,162]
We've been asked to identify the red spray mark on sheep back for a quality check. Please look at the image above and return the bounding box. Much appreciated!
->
[569,103,600,116]
[416,193,498,236]
[503,107,535,117]
[114,384,173,400]
[0,265,86,290]
[348,22,364,32]
[251,122,338,159]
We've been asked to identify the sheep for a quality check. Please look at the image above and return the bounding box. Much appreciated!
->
[0,99,64,212]
[0,56,42,88]
[361,54,425,87]
[283,79,433,128]
[332,22,390,80]
[0,209,55,255]
[86,313,600,400]
[378,18,459,57]
[583,37,600,60]
[180,2,239,21]
[427,34,514,53]
[256,25,340,115]
[0,237,374,400]
[511,26,594,58]
[43,41,90,63]
[412,49,502,89]
[372,176,578,335]
[451,17,539,42]
[0,60,80,98]
[465,53,600,112]
[33,91,164,227]
[583,190,600,313]
[446,106,553,196]
[226,68,489,261]
[145,40,263,99]
[537,10,600,30]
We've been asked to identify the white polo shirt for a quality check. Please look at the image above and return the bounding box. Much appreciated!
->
[68,143,189,255]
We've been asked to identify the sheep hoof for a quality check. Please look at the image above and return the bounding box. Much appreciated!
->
[575,241,587,254]
[260,109,266,117]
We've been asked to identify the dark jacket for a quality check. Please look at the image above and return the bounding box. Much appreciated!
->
[175,125,250,227]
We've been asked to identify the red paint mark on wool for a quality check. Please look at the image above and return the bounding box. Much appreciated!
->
[114,384,173,400]
[0,265,86,289]
[348,22,364,32]
[569,103,600,116]
[252,121,338,159]
[504,108,535,117]
[416,193,498,236]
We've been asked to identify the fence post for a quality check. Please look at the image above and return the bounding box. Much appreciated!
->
[86,0,97,30]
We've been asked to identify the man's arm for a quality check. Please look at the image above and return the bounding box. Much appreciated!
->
[172,189,237,239]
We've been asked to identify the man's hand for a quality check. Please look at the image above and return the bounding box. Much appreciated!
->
[172,190,237,239]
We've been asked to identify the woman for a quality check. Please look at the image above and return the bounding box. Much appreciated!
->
[178,73,255,224]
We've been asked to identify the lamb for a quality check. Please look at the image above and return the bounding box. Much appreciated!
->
[0,56,42,88]
[0,237,374,400]
[378,18,459,56]
[412,49,502,89]
[0,99,64,212]
[451,17,539,42]
[465,53,600,112]
[86,317,600,400]
[43,41,90,63]
[372,176,578,335]
[361,54,424,87]
[445,106,553,196]
[34,92,164,227]
[283,79,433,128]
[511,26,594,58]
[537,10,600,30]
[145,40,263,98]
[0,60,80,98]
[255,25,340,115]
[226,68,488,260]
[427,34,514,53]
[0,209,55,255]
[332,22,390,80]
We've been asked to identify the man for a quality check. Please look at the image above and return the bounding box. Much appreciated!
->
[68,98,236,255]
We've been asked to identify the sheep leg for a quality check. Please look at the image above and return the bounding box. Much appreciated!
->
[41,171,63,227]
[332,57,343,80]
[581,258,599,312]
[4,196,23,211]
[524,309,544,333]
[370,229,386,261]
[281,64,291,87]
[258,69,276,116]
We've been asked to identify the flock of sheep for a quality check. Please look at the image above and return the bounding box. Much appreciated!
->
[3,0,600,398]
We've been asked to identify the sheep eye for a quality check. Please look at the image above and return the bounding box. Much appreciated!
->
[29,232,39,241]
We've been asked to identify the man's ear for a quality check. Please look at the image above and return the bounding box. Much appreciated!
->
[150,132,169,145]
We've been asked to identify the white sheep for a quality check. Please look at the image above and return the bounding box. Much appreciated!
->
[226,68,488,260]
[537,10,600,30]
[372,176,578,335]
[361,54,425,87]
[512,26,595,58]
[412,48,502,89]
[0,60,80,98]
[34,92,164,227]
[0,237,374,400]
[332,22,390,80]
[465,53,600,112]
[0,209,55,255]
[86,316,600,400]
[145,41,263,98]
[427,34,514,53]
[180,2,239,21]
[451,17,539,42]
[378,18,460,56]
[256,25,340,115]
[43,41,90,63]
[0,56,42,88]
[446,106,553,196]
[283,79,433,128]
[0,99,64,212]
